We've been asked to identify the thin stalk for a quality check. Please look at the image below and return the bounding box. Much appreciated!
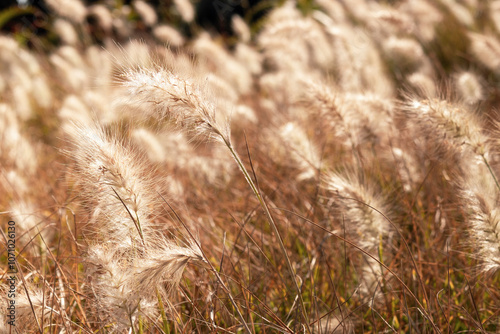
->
[157,288,171,333]
[275,207,442,333]
[481,154,500,192]
[158,194,253,334]
[378,234,385,295]
[138,312,144,334]
[129,313,137,334]
[223,138,312,334]
[111,187,145,245]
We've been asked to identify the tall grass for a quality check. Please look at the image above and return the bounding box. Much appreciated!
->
[1,0,500,333]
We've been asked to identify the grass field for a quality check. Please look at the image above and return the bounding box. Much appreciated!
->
[1,0,500,332]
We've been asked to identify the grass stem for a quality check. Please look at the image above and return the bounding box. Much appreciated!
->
[223,138,312,334]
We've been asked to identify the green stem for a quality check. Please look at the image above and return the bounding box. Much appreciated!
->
[157,288,171,333]
[224,139,312,334]
[135,214,145,245]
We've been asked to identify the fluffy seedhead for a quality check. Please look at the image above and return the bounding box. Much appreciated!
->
[402,98,492,163]
[0,104,38,175]
[53,19,78,45]
[441,0,474,26]
[121,67,231,144]
[304,81,395,149]
[324,171,392,250]
[303,81,357,147]
[329,26,394,97]
[406,72,437,98]
[383,37,425,72]
[186,150,235,186]
[87,4,113,32]
[9,200,48,242]
[388,147,422,193]
[173,0,194,23]
[65,122,158,247]
[44,0,87,24]
[455,71,483,104]
[131,128,166,163]
[468,32,500,72]
[133,0,157,27]
[324,171,394,299]
[460,168,500,274]
[131,238,205,295]
[365,8,414,39]
[275,122,322,181]
[0,282,56,333]
[64,119,207,331]
[232,15,251,43]
[193,33,252,94]
[5,0,500,332]
[85,243,150,331]
[86,236,205,330]
[399,0,442,42]
[234,43,263,75]
[153,25,185,47]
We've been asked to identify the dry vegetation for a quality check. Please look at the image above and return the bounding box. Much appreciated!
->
[1,0,500,332]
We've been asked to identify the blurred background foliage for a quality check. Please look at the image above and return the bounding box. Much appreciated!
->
[0,0,289,48]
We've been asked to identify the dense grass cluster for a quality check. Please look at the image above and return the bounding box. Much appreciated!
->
[1,0,500,332]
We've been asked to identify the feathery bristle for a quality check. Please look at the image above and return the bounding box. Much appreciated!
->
[131,239,204,295]
[65,122,158,246]
[324,171,392,249]
[3,0,500,331]
[402,98,491,161]
[460,168,500,273]
[121,67,231,143]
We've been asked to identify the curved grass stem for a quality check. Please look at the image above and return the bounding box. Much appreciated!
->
[223,138,312,334]
[481,154,500,192]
